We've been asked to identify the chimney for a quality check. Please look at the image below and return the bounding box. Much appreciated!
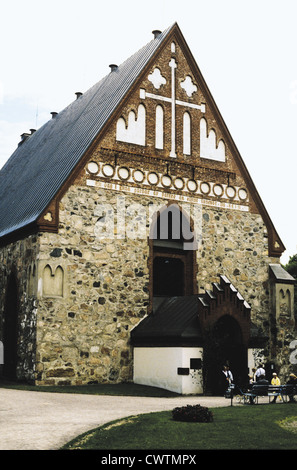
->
[109,64,118,72]
[18,132,30,147]
[152,30,161,39]
[51,112,58,119]
[75,92,83,99]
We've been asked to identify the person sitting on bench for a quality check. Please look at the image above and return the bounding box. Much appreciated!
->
[286,373,297,403]
[270,372,281,403]
[249,375,269,404]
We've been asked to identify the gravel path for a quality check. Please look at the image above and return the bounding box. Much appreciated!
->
[0,388,228,450]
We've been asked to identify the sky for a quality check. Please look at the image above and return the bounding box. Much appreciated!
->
[0,0,296,264]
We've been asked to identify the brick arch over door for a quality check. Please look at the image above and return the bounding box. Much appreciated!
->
[203,314,248,395]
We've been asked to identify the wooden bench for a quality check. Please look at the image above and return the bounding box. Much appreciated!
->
[243,385,270,404]
[242,384,297,404]
[225,383,297,405]
[267,385,285,403]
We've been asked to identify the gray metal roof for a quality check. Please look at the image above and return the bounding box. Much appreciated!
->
[130,295,203,346]
[269,264,295,283]
[0,24,174,240]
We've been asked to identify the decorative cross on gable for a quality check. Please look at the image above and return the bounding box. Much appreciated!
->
[140,57,205,157]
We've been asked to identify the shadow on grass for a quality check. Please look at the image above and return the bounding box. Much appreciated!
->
[0,378,180,397]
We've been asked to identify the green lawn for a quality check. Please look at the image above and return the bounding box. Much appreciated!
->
[62,404,297,450]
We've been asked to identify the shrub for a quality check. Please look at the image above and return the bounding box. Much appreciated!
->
[172,404,214,423]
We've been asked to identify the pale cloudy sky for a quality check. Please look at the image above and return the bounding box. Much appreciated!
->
[0,0,296,263]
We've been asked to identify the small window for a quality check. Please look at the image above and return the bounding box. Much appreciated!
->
[190,358,202,370]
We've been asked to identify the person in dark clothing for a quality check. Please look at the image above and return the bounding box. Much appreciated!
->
[249,375,269,404]
[286,373,297,403]
[257,375,269,385]
[221,365,233,395]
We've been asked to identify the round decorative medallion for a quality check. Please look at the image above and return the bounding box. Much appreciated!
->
[226,186,236,198]
[118,167,130,180]
[187,179,198,192]
[213,184,223,197]
[148,172,159,185]
[102,164,115,177]
[133,169,145,183]
[238,188,248,201]
[200,182,210,194]
[87,162,99,174]
[161,175,172,188]
[174,177,184,190]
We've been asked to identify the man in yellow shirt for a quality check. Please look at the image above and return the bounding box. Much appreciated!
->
[271,372,280,386]
[270,372,281,403]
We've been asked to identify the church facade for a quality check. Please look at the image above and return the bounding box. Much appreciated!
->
[0,23,295,394]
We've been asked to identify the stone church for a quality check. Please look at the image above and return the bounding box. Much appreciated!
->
[0,23,295,394]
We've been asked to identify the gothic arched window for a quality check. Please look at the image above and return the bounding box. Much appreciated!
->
[149,204,197,308]
[183,112,191,155]
[155,105,164,149]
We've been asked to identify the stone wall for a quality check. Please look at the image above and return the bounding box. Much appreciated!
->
[0,235,39,382]
[198,209,272,317]
[35,186,150,385]
[33,177,278,385]
[0,182,295,385]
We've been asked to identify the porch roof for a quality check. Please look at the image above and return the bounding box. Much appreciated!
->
[130,295,203,347]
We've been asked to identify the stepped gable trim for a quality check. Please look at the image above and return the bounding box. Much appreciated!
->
[198,275,251,345]
[198,274,251,312]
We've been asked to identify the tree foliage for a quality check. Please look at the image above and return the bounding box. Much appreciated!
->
[284,254,297,278]
[283,254,297,317]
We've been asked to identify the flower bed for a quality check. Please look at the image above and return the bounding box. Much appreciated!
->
[172,404,214,423]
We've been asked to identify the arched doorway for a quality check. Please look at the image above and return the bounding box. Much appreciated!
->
[3,273,19,380]
[203,315,247,395]
[150,204,197,309]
